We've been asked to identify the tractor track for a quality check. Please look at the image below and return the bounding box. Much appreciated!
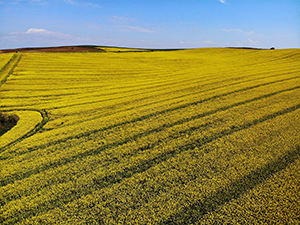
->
[0,109,49,152]
[1,54,49,151]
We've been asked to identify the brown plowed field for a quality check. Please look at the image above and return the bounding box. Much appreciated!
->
[0,46,104,53]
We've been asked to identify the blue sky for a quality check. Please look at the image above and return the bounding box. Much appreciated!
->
[0,0,299,49]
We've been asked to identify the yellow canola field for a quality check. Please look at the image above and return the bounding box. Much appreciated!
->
[96,46,151,52]
[0,48,299,224]
[0,110,43,148]
[0,53,14,71]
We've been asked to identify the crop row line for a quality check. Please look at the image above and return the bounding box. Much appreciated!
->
[0,85,298,188]
[0,109,49,152]
[1,49,298,224]
[7,60,296,103]
[1,92,78,99]
[45,70,299,113]
[15,75,298,154]
[1,69,297,116]
[56,71,299,128]
[46,75,204,110]
[77,86,300,166]
[40,67,239,107]
[4,104,300,223]
[134,85,300,140]
[0,54,22,88]
[161,145,300,224]
[0,54,16,73]
[0,69,217,108]
[241,52,300,67]
[45,70,299,122]
[0,84,299,209]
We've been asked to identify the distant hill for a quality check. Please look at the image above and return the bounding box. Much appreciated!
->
[0,45,184,53]
[0,46,105,53]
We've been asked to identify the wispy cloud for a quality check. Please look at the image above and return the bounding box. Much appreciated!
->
[245,38,260,46]
[107,15,136,24]
[218,0,228,5]
[1,28,88,48]
[203,40,219,45]
[106,15,157,34]
[63,0,101,8]
[203,40,231,46]
[179,41,193,45]
[7,28,86,41]
[235,38,260,46]
[64,0,74,4]
[26,28,47,34]
[86,2,101,8]
[1,0,49,4]
[25,28,74,39]
[117,25,156,34]
[222,28,254,36]
[179,41,197,46]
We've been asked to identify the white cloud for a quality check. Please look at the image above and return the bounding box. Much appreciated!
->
[118,25,156,34]
[235,38,260,47]
[202,40,232,47]
[218,0,229,5]
[222,28,242,33]
[179,41,193,45]
[108,15,136,24]
[222,28,254,36]
[105,15,157,34]
[26,28,48,34]
[202,40,227,46]
[245,31,254,36]
[25,28,74,39]
[64,0,101,8]
[246,38,260,46]
[203,40,218,45]
[64,0,75,4]
[1,28,89,49]
[85,2,101,8]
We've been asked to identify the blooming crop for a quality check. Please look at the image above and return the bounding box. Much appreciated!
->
[0,48,299,224]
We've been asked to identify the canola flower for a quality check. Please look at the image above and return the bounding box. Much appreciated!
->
[0,53,14,71]
[0,48,299,224]
[0,110,42,148]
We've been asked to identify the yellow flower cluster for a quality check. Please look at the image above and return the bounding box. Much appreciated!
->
[0,48,299,224]
[0,110,42,148]
[0,53,14,71]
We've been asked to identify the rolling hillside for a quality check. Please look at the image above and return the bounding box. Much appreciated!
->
[0,48,299,224]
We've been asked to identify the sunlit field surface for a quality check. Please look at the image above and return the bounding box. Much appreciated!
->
[0,54,14,70]
[0,48,299,224]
